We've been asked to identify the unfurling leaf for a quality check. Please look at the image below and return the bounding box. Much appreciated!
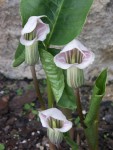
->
[85,69,107,125]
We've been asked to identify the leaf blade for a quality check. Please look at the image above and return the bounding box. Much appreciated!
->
[64,132,78,150]
[20,0,94,45]
[85,69,107,125]
[39,49,64,102]
[13,43,25,67]
[58,71,76,110]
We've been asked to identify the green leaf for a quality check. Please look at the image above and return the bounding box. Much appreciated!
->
[85,69,107,125]
[20,0,94,45]
[39,49,64,102]
[58,71,76,109]
[32,110,38,115]
[64,132,78,150]
[84,69,107,150]
[24,103,31,111]
[16,88,23,96]
[0,144,5,150]
[30,102,35,107]
[13,43,25,67]
[48,48,61,56]
[84,121,98,150]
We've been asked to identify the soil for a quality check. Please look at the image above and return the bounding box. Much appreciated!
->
[0,73,113,150]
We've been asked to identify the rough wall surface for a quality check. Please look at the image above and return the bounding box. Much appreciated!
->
[0,0,113,80]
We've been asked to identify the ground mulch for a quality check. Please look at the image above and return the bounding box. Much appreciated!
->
[0,73,113,150]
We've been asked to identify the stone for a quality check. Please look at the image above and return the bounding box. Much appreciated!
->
[79,0,113,81]
[9,90,36,110]
[0,95,9,114]
[0,0,113,80]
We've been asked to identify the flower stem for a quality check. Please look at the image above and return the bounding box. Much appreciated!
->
[47,78,54,108]
[62,108,74,139]
[75,88,99,150]
[49,141,57,150]
[85,116,99,150]
[30,65,45,110]
[74,88,86,128]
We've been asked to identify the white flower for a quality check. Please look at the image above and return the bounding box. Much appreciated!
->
[20,16,50,65]
[54,39,95,69]
[39,108,72,145]
[54,39,95,88]
[39,108,72,132]
[20,16,50,46]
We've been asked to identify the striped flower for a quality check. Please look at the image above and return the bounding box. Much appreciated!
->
[20,16,50,65]
[54,39,95,88]
[39,108,72,145]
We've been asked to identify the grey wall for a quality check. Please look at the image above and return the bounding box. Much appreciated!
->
[0,0,113,81]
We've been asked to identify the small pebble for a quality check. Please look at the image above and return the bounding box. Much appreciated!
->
[42,136,48,145]
[21,140,27,144]
[4,125,10,132]
[46,144,49,147]
[105,114,113,123]
[82,110,87,115]
[0,90,4,94]
[31,132,35,136]
[18,128,22,132]
[102,117,105,120]
[6,140,8,143]
[107,94,111,97]
[14,146,18,149]
[36,143,40,148]
[37,131,40,134]
[40,146,44,150]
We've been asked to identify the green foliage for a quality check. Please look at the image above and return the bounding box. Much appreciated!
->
[84,69,107,150]
[64,132,78,150]
[74,117,80,127]
[26,83,34,90]
[111,102,113,107]
[0,144,5,150]
[85,121,98,150]
[48,48,61,56]
[85,69,107,125]
[23,103,38,116]
[13,43,25,67]
[30,102,35,107]
[39,49,64,102]
[58,71,76,109]
[13,0,94,67]
[20,0,94,45]
[32,110,38,115]
[16,88,23,96]
[24,103,31,111]
[104,133,109,139]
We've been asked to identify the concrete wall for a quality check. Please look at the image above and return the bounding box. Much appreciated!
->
[0,0,113,81]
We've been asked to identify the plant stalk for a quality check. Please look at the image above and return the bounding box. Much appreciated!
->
[62,108,74,139]
[30,65,45,110]
[49,141,57,150]
[47,78,54,108]
[85,121,99,150]
[74,88,86,128]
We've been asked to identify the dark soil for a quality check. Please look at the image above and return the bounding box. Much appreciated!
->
[0,73,113,150]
